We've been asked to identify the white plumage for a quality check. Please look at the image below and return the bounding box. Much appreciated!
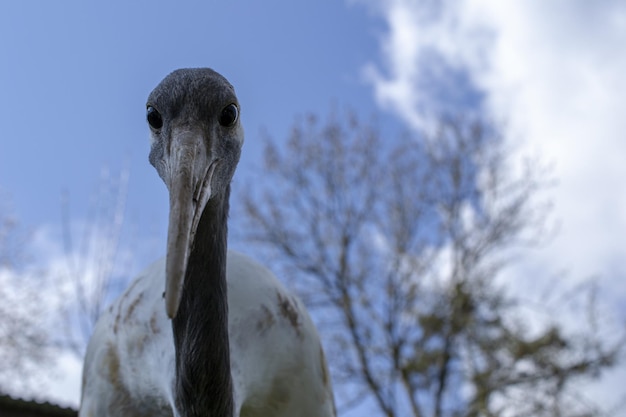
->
[80,252,335,416]
[78,68,335,417]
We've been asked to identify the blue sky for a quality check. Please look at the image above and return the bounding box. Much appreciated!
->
[0,1,383,237]
[1,0,626,413]
[0,0,399,407]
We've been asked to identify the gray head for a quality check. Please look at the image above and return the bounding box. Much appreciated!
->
[146,68,244,318]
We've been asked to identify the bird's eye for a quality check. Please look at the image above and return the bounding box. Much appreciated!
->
[147,106,163,130]
[218,104,238,127]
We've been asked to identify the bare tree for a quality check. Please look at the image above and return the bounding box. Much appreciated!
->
[0,165,133,396]
[239,112,622,417]
[58,164,133,357]
[0,202,52,394]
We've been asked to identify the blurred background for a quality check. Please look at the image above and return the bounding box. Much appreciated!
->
[0,1,625,416]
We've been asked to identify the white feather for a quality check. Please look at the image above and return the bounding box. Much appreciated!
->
[79,250,335,417]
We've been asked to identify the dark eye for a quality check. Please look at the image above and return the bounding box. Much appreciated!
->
[218,104,238,127]
[147,106,163,130]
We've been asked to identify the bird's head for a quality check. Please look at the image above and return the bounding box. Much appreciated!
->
[146,68,243,319]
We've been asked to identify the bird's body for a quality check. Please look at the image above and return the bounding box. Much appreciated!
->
[80,251,334,417]
[79,68,335,417]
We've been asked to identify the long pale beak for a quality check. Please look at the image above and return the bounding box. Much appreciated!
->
[164,131,218,319]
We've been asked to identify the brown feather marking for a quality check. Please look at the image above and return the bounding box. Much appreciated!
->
[256,304,276,336]
[276,291,302,338]
[150,312,161,334]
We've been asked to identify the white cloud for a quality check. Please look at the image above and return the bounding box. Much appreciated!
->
[360,0,626,413]
[15,351,84,409]
[361,0,626,310]
[47,351,84,409]
[466,0,626,282]
[360,0,492,129]
[0,165,162,407]
[0,220,160,408]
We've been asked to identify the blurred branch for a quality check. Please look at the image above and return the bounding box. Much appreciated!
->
[58,163,132,358]
[239,110,624,417]
[0,202,53,394]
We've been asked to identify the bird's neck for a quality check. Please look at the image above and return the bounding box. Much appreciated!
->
[172,186,233,417]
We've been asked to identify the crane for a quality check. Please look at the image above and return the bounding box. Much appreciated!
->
[79,68,336,417]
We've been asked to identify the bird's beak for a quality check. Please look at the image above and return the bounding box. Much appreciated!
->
[164,130,218,319]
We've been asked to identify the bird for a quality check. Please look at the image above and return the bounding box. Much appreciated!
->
[79,68,336,417]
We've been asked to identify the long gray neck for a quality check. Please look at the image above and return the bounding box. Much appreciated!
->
[171,186,233,417]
